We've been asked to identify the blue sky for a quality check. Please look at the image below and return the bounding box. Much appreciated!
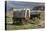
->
[7,1,44,10]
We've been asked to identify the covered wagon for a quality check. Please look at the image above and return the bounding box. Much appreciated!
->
[12,8,42,24]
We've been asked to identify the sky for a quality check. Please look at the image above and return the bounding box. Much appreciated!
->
[6,1,44,11]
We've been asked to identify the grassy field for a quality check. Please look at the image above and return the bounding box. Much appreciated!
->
[5,11,45,30]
